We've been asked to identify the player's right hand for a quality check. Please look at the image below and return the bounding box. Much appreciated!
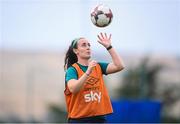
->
[86,60,97,75]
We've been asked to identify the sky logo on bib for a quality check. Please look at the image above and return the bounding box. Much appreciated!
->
[84,91,101,103]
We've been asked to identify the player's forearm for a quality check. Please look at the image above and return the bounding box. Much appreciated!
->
[108,47,125,70]
[68,72,90,94]
[68,61,96,94]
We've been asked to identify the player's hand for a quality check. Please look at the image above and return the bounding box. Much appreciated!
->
[86,60,97,75]
[97,32,112,48]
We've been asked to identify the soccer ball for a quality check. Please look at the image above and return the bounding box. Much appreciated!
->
[91,4,113,28]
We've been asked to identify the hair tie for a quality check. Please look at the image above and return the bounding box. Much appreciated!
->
[72,38,80,48]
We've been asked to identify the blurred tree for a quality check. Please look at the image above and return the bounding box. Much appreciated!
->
[117,57,162,99]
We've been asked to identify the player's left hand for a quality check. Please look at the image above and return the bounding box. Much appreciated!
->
[97,32,112,48]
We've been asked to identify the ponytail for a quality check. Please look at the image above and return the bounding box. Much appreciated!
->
[64,38,80,70]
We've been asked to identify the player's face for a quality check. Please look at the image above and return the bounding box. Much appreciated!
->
[75,38,91,59]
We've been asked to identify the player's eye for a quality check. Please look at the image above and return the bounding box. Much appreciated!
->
[82,43,86,47]
[88,43,91,47]
[81,43,90,47]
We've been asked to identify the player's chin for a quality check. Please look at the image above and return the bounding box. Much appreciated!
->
[85,55,91,59]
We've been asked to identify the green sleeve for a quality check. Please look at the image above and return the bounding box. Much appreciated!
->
[65,67,78,84]
[98,62,109,75]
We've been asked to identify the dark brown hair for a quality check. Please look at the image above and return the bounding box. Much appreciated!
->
[64,38,81,70]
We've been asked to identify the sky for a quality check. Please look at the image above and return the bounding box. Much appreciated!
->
[0,0,180,55]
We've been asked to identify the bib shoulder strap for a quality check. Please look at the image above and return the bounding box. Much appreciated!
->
[95,63,103,75]
[72,63,83,78]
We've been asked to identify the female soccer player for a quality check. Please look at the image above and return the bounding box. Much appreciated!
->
[64,33,124,123]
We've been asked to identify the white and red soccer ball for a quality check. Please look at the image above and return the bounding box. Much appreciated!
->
[91,4,113,28]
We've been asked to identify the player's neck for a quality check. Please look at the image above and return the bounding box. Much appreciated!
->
[77,59,89,66]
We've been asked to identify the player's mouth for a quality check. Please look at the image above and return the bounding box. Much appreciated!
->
[87,51,91,55]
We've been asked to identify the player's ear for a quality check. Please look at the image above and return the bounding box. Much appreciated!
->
[73,48,78,54]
